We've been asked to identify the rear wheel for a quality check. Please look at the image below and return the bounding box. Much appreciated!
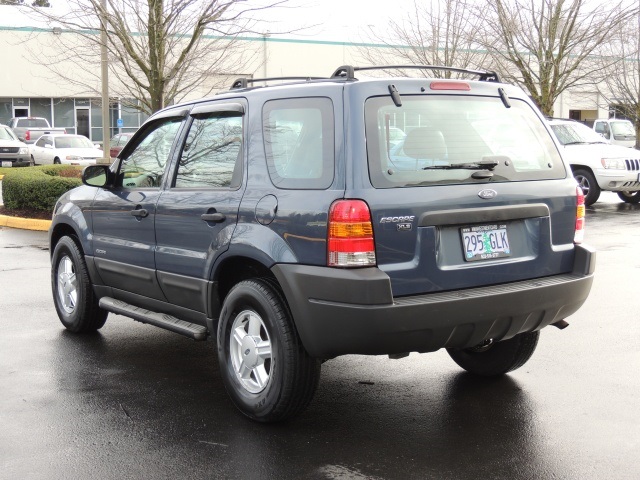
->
[51,236,108,332]
[617,190,640,204]
[217,279,320,422]
[447,331,540,377]
[573,169,600,206]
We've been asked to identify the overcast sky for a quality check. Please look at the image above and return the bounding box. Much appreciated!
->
[255,0,416,43]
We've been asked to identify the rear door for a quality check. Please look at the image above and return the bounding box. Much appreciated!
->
[154,101,247,312]
[358,83,577,297]
[91,108,187,301]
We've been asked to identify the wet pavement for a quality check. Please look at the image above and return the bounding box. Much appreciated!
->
[1,192,639,479]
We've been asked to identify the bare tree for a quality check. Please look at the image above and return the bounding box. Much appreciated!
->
[597,12,640,131]
[25,0,286,113]
[359,0,491,78]
[477,0,639,116]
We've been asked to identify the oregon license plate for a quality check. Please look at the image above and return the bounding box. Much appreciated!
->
[461,224,510,262]
[1,161,12,167]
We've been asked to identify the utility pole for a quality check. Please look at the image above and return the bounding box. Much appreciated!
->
[99,0,111,165]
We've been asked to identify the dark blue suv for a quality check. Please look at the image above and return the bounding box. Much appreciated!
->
[49,66,595,422]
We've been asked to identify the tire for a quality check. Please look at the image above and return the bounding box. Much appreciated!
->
[573,169,600,206]
[51,236,108,333]
[447,330,540,377]
[54,157,61,164]
[217,279,321,422]
[29,155,35,167]
[617,190,640,204]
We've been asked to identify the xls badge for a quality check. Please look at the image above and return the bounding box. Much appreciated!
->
[380,215,415,231]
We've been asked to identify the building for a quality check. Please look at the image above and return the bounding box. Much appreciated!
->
[0,4,621,144]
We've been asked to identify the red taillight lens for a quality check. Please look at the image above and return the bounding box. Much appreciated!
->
[575,185,585,244]
[328,200,375,267]
[25,130,30,141]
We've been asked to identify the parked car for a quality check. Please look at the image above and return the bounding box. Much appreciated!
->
[8,117,66,144]
[548,119,640,205]
[30,134,102,166]
[593,118,636,148]
[0,124,31,167]
[49,65,595,422]
[109,132,135,158]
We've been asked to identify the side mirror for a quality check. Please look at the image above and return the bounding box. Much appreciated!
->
[18,136,25,142]
[82,165,111,188]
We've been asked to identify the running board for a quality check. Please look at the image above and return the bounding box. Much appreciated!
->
[99,297,208,341]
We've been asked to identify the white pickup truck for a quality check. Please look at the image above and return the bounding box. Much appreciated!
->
[593,118,636,148]
[549,119,640,205]
[8,117,66,144]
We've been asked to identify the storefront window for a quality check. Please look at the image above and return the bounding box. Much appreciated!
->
[31,98,52,124]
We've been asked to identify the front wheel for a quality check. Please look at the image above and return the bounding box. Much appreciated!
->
[53,157,61,164]
[573,169,600,206]
[217,279,320,422]
[447,331,540,377]
[51,236,108,332]
[617,190,640,204]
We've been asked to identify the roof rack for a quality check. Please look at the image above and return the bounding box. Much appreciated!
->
[331,65,501,83]
[230,76,326,90]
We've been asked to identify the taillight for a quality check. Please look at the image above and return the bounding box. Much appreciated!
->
[328,200,375,267]
[25,130,30,141]
[575,185,585,244]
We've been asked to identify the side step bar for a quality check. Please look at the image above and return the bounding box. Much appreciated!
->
[99,297,208,341]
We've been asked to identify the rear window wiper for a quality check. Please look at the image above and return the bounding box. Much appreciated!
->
[422,160,498,171]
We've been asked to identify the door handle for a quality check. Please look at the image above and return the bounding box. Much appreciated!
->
[131,208,149,218]
[201,212,226,223]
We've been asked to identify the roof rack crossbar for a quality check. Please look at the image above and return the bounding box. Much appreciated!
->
[230,76,327,90]
[331,65,500,83]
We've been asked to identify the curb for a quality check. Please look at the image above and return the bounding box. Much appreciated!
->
[0,214,51,231]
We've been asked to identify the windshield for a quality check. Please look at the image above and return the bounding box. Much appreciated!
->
[54,136,95,149]
[366,95,566,188]
[550,122,606,145]
[0,127,17,141]
[611,121,636,136]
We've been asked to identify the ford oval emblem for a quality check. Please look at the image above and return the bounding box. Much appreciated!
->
[478,189,497,200]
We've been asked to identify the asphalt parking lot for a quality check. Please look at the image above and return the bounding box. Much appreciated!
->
[1,192,639,480]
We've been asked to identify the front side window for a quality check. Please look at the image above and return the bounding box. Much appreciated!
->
[174,114,243,189]
[366,95,566,188]
[118,118,182,188]
[263,97,334,189]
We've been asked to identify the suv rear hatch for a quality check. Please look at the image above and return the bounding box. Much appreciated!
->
[353,80,578,297]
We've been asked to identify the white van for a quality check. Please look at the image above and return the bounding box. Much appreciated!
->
[593,118,636,148]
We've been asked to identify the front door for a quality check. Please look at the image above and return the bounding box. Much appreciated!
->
[91,113,185,301]
[76,108,90,138]
[154,101,246,313]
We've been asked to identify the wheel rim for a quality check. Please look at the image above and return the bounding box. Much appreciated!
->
[229,309,272,394]
[575,174,590,197]
[56,255,78,314]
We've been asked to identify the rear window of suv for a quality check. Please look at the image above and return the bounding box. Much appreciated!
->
[365,95,566,188]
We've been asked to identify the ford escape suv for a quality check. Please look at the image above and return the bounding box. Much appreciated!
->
[49,65,595,422]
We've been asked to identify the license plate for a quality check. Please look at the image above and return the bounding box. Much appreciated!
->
[1,161,12,167]
[461,224,511,262]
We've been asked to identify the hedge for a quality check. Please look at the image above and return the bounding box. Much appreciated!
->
[1,165,83,211]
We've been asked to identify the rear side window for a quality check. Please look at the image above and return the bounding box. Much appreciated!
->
[263,97,334,189]
[366,96,566,188]
[174,114,243,189]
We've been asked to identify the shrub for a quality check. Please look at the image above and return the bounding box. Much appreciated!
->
[2,165,83,211]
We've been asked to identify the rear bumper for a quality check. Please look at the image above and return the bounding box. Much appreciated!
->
[272,245,595,358]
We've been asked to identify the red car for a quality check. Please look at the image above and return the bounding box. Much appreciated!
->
[109,133,134,158]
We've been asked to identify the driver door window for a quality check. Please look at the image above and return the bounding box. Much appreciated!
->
[119,118,182,188]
